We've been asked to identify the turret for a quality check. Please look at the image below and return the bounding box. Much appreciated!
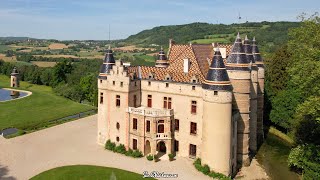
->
[252,37,265,143]
[244,36,258,153]
[201,48,234,176]
[226,33,251,166]
[99,46,115,76]
[10,67,19,88]
[155,47,169,68]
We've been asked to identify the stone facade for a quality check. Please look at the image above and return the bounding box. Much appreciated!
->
[97,35,264,177]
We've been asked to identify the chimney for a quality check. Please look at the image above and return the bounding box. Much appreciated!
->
[183,58,190,73]
[169,39,175,49]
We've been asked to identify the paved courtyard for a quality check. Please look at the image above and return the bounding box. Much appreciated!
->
[0,115,211,180]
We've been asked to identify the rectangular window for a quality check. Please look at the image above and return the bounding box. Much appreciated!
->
[168,97,172,109]
[174,140,179,152]
[166,83,169,88]
[189,144,197,157]
[113,81,115,85]
[148,81,151,86]
[146,120,150,132]
[191,101,197,114]
[192,86,195,90]
[133,118,137,130]
[214,91,218,95]
[134,82,137,86]
[133,139,137,150]
[100,80,102,83]
[147,95,152,108]
[190,122,197,135]
[133,95,137,107]
[163,97,167,109]
[100,93,103,104]
[175,119,179,131]
[116,95,120,107]
[120,82,123,87]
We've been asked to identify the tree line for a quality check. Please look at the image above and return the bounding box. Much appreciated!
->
[0,58,101,106]
[264,14,320,179]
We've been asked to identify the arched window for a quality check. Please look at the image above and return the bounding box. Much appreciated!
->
[116,122,120,130]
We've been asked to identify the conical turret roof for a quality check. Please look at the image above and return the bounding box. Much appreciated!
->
[155,47,169,68]
[100,46,115,74]
[202,48,232,91]
[226,33,250,71]
[11,67,19,75]
[243,35,255,64]
[252,37,264,67]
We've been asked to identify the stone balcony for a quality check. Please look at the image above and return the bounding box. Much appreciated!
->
[127,107,173,117]
[154,133,172,140]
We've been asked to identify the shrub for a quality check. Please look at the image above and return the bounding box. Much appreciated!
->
[132,150,143,158]
[193,158,231,180]
[168,153,174,161]
[194,158,201,165]
[114,144,126,154]
[125,148,133,156]
[146,154,154,161]
[202,164,210,175]
[105,140,116,151]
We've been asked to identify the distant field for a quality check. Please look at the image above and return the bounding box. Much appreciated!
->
[31,61,57,67]
[48,43,68,49]
[34,54,78,58]
[0,75,95,131]
[0,54,17,62]
[114,45,155,52]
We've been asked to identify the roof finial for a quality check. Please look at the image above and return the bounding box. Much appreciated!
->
[237,32,240,39]
[108,45,111,50]
[245,35,248,40]
[160,46,163,51]
[253,36,256,41]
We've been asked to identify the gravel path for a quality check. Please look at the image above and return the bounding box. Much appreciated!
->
[0,115,210,180]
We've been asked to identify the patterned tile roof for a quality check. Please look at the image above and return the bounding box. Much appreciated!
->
[128,43,234,84]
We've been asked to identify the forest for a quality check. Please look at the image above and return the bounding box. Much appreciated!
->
[264,14,320,179]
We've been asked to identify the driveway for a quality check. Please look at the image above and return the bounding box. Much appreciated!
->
[0,115,211,180]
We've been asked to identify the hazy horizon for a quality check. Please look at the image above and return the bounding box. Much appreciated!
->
[0,0,318,40]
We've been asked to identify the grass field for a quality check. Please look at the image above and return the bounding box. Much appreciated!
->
[30,165,155,180]
[0,54,17,62]
[0,75,95,131]
[31,61,57,67]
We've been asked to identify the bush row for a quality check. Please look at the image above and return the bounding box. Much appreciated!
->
[105,140,143,158]
[193,158,231,180]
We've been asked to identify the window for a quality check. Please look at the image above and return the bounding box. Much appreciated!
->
[113,81,115,85]
[146,120,150,132]
[116,122,120,130]
[192,86,195,90]
[133,118,137,130]
[190,122,197,135]
[147,95,152,108]
[163,97,172,109]
[214,91,218,95]
[134,81,137,86]
[168,98,172,109]
[191,101,197,114]
[157,124,164,133]
[133,139,137,150]
[100,93,103,104]
[189,144,197,157]
[174,140,179,152]
[148,81,151,86]
[192,79,196,83]
[163,97,167,109]
[120,82,123,87]
[100,80,102,83]
[116,95,120,107]
[133,95,137,107]
[166,83,169,88]
[116,136,119,142]
[175,119,179,131]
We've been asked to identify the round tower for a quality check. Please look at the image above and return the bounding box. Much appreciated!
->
[10,67,19,88]
[226,33,251,166]
[97,46,116,145]
[155,47,169,68]
[244,36,258,153]
[252,37,264,143]
[201,48,233,176]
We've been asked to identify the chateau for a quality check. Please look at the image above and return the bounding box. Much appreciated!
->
[97,33,264,176]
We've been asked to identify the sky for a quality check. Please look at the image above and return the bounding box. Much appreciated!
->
[0,0,319,40]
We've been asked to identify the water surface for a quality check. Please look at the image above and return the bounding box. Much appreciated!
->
[0,89,28,102]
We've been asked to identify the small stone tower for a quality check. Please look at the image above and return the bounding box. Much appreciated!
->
[244,36,258,153]
[226,33,251,166]
[155,47,169,68]
[97,46,116,144]
[201,48,234,175]
[252,37,265,143]
[10,67,19,88]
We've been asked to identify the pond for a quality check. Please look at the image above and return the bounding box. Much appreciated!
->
[256,132,300,180]
[0,88,29,102]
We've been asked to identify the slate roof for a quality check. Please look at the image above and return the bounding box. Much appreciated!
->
[252,37,264,67]
[100,47,115,74]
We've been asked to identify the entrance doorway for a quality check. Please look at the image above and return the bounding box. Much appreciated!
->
[145,140,151,155]
[157,141,166,153]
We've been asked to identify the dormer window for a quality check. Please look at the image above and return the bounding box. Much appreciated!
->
[164,74,172,81]
[148,72,155,80]
[190,75,199,84]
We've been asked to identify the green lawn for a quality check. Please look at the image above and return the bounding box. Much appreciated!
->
[30,165,155,180]
[0,75,95,131]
